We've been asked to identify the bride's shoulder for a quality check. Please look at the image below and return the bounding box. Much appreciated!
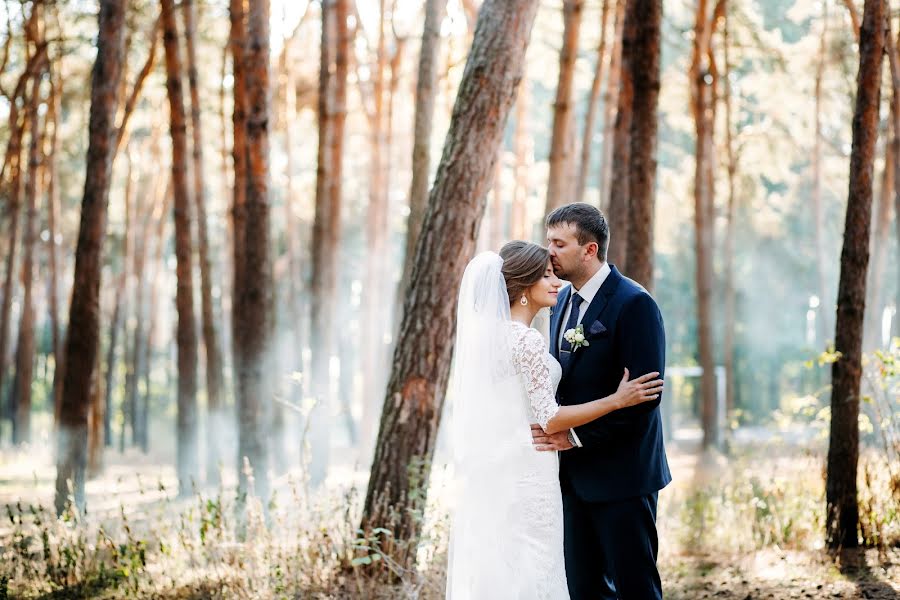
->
[508,322,544,347]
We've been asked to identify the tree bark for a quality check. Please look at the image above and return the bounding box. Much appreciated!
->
[182,0,226,485]
[545,0,584,214]
[605,3,633,271]
[399,0,447,299]
[689,0,724,450]
[161,0,199,495]
[722,4,737,438]
[361,0,540,556]
[47,60,64,429]
[599,0,625,210]
[109,155,133,449]
[575,0,610,205]
[235,0,274,503]
[55,0,127,515]
[308,0,349,487]
[826,0,884,550]
[12,67,43,445]
[622,0,661,291]
[0,113,27,433]
[230,0,249,393]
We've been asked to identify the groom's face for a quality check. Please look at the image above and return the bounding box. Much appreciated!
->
[546,223,585,281]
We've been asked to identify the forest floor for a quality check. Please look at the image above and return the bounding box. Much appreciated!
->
[1,432,898,599]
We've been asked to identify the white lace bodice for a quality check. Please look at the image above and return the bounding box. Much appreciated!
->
[510,321,562,430]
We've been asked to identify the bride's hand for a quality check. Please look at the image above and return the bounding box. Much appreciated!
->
[615,368,663,408]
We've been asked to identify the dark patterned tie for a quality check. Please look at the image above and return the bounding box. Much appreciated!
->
[559,293,584,366]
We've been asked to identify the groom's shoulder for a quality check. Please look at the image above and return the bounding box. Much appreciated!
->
[614,275,661,314]
[616,273,655,302]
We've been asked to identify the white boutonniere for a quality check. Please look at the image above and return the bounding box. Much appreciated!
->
[563,324,589,351]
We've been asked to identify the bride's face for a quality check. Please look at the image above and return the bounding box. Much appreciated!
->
[526,260,563,308]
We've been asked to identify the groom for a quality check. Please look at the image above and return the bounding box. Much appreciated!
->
[532,202,671,600]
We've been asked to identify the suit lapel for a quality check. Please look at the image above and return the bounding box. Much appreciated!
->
[550,285,571,360]
[561,266,623,377]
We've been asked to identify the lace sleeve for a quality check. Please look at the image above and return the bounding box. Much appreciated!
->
[513,327,559,430]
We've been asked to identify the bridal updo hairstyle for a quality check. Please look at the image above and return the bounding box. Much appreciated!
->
[499,241,551,306]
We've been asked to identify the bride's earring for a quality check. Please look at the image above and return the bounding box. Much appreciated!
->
[520,296,528,306]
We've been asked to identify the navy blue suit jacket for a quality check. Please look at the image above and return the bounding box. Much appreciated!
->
[551,265,671,503]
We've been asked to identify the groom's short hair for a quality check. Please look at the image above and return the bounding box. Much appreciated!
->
[546,202,610,261]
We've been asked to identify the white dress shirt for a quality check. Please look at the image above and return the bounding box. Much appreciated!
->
[557,262,611,350]
[557,262,611,448]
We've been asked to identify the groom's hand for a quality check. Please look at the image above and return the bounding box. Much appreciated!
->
[530,424,574,451]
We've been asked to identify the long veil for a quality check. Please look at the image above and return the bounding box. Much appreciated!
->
[445,252,534,599]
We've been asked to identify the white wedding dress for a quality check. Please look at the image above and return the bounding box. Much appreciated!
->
[446,253,570,600]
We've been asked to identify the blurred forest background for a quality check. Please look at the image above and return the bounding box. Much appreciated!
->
[0,0,899,597]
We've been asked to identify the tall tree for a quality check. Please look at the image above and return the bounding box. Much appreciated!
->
[46,59,64,427]
[575,0,610,204]
[826,0,884,549]
[308,0,349,486]
[183,0,226,484]
[160,0,199,495]
[12,56,44,445]
[721,2,738,433]
[545,0,584,214]
[235,0,273,502]
[361,0,540,557]
[108,154,133,449]
[622,0,661,290]
[689,0,725,450]
[599,0,625,209]
[605,0,634,269]
[230,0,249,400]
[399,0,447,297]
[54,0,127,515]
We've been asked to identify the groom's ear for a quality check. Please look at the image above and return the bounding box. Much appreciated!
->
[584,241,599,260]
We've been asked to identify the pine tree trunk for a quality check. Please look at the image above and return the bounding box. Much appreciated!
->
[236,0,274,503]
[545,0,584,214]
[308,0,349,487]
[400,0,446,299]
[55,0,127,515]
[622,0,660,291]
[230,0,249,392]
[12,70,43,445]
[47,63,65,429]
[722,5,737,435]
[575,0,610,205]
[826,0,884,550]
[361,0,540,556]
[689,0,722,450]
[161,0,200,495]
[110,156,133,450]
[599,0,625,209]
[0,116,26,432]
[183,0,226,485]
[605,5,633,270]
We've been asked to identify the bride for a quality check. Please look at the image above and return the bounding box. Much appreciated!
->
[446,241,663,599]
